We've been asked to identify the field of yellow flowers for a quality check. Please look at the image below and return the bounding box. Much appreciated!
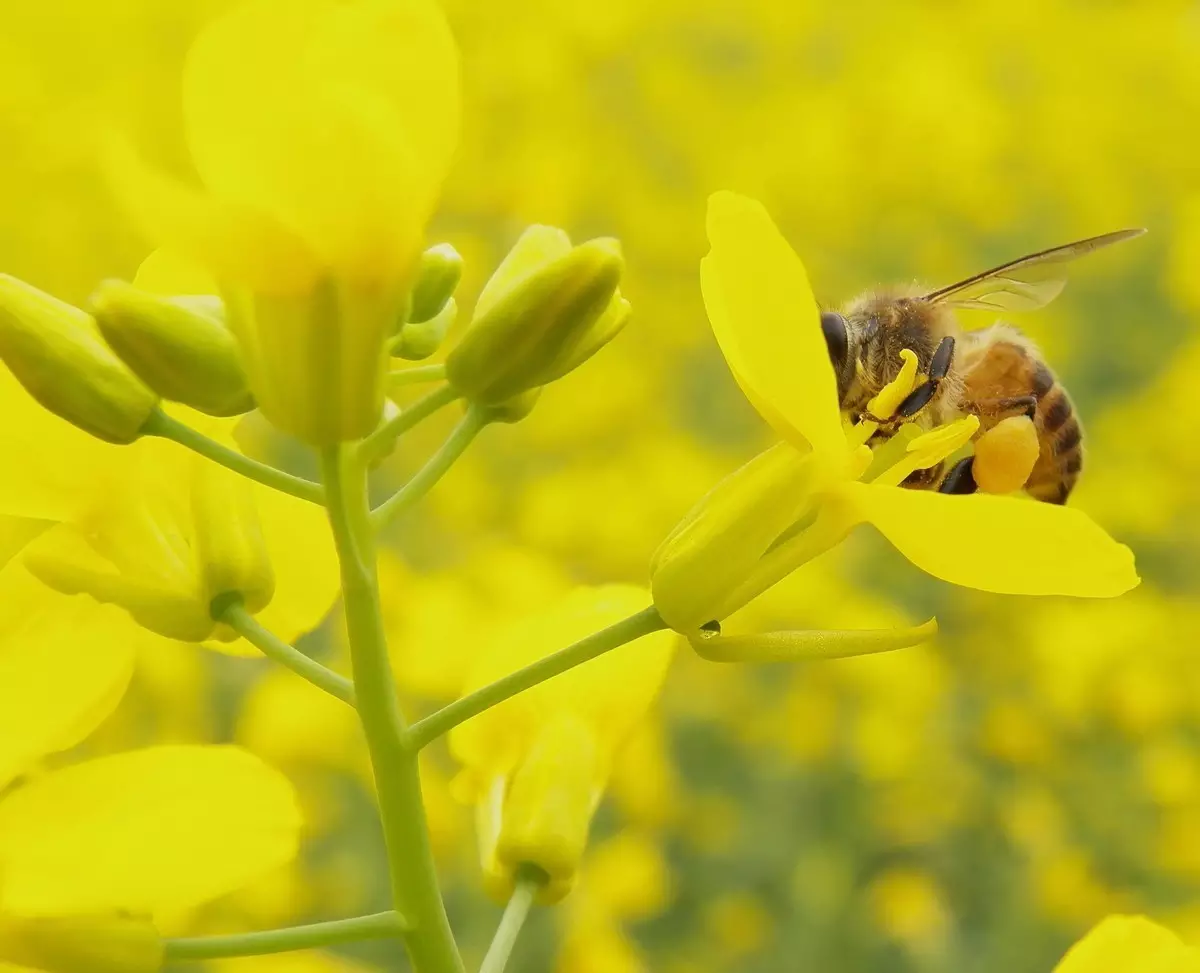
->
[0,2,1197,973]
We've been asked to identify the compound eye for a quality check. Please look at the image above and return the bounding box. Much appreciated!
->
[820,311,848,369]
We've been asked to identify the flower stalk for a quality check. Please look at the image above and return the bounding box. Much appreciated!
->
[321,445,463,973]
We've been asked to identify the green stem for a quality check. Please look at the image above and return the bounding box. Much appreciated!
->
[164,912,406,961]
[389,363,448,387]
[143,409,324,505]
[360,383,459,464]
[220,600,355,705]
[478,870,542,973]
[321,446,463,973]
[406,606,666,751]
[370,406,487,531]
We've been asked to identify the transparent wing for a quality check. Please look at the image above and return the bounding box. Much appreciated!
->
[923,228,1146,314]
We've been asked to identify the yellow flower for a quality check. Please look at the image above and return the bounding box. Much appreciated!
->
[0,362,336,654]
[1053,916,1200,973]
[109,0,460,445]
[449,585,675,903]
[651,191,1138,635]
[0,566,302,973]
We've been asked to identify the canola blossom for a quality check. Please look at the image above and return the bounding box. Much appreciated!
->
[110,0,461,446]
[0,1,1176,972]
[0,564,301,973]
[651,192,1139,635]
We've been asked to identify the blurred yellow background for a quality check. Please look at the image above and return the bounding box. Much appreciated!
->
[5,1,1200,971]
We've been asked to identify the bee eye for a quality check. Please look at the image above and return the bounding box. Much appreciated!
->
[820,311,848,369]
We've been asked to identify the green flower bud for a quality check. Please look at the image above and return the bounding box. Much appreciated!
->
[408,243,463,323]
[445,227,625,404]
[89,280,254,417]
[0,915,163,973]
[391,297,456,360]
[0,275,159,444]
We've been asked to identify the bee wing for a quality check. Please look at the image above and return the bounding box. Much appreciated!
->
[923,228,1146,315]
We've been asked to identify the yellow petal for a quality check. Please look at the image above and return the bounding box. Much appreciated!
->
[1054,915,1198,973]
[700,191,843,458]
[104,136,321,295]
[845,482,1139,597]
[0,746,300,917]
[184,0,459,282]
[691,618,938,663]
[0,367,125,521]
[0,567,137,788]
[132,249,219,296]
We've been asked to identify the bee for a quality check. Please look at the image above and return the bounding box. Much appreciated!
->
[819,229,1146,503]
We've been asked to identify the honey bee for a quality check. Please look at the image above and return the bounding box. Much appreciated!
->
[819,229,1145,503]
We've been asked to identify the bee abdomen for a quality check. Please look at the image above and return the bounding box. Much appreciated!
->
[1026,372,1083,504]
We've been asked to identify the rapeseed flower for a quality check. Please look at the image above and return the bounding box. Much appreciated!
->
[110,0,460,445]
[652,192,1138,636]
[449,585,675,904]
[0,564,301,973]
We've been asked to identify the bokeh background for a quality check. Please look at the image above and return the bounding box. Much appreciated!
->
[4,1,1200,971]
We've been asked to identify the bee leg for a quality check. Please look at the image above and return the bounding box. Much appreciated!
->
[938,456,978,495]
[896,336,956,419]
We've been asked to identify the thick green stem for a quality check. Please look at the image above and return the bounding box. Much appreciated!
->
[405,606,666,750]
[164,912,406,961]
[220,600,355,705]
[321,446,464,973]
[360,382,459,464]
[142,409,324,504]
[370,406,487,531]
[478,870,542,973]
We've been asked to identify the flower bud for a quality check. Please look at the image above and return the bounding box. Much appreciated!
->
[89,280,253,417]
[391,298,456,361]
[445,227,625,404]
[0,915,163,973]
[191,457,274,622]
[973,415,1040,494]
[0,275,159,444]
[451,585,675,904]
[408,243,463,324]
[477,714,600,903]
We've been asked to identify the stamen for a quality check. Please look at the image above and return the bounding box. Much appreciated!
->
[872,415,980,488]
[866,349,920,421]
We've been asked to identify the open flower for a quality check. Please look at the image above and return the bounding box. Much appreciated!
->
[1052,915,1200,972]
[449,585,675,904]
[0,562,301,973]
[109,0,460,445]
[0,308,338,653]
[652,192,1138,637]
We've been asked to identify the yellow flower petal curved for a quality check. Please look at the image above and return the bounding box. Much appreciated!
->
[0,746,300,917]
[1054,915,1200,973]
[184,0,458,284]
[700,191,843,458]
[846,482,1140,597]
[0,566,138,789]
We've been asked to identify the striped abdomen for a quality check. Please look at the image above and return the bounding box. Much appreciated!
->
[1025,360,1083,504]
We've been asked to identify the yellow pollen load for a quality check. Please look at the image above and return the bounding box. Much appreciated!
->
[972,415,1041,494]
